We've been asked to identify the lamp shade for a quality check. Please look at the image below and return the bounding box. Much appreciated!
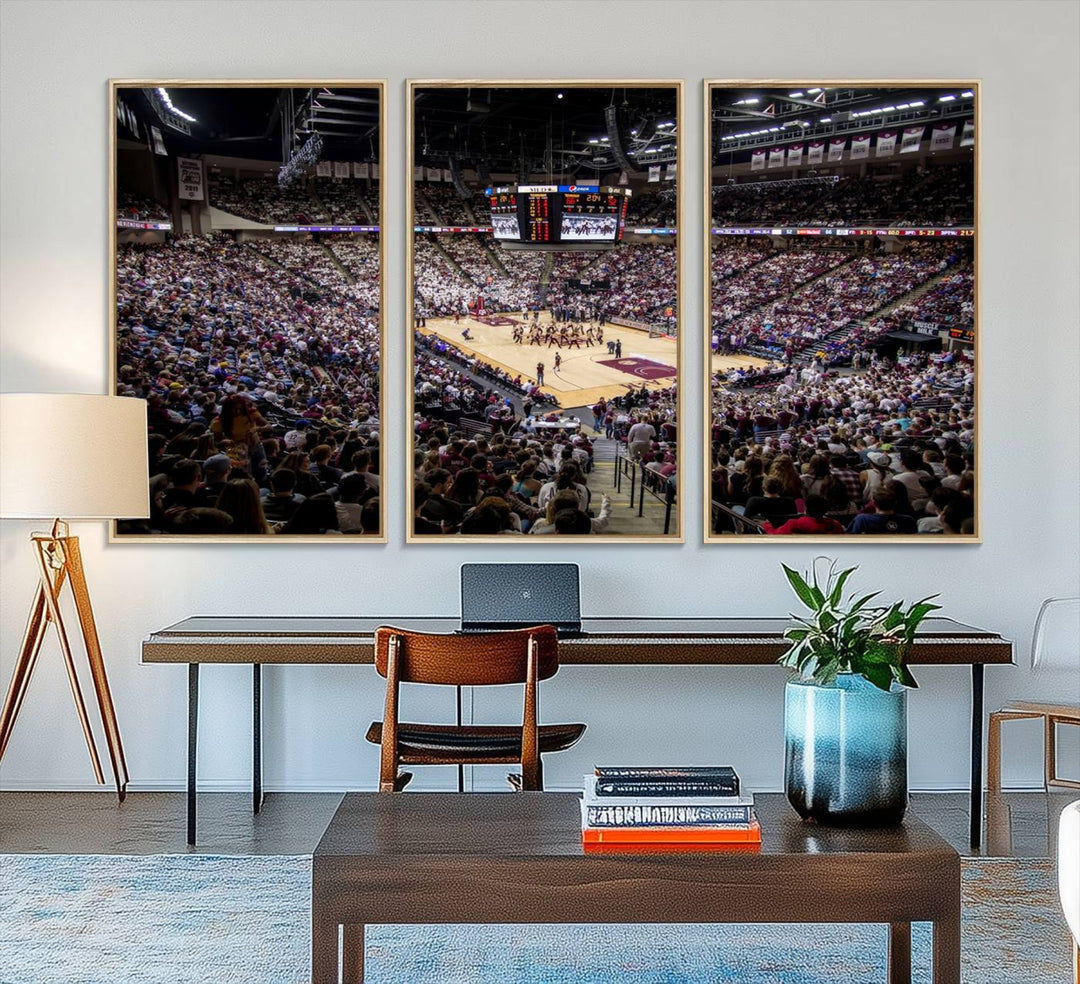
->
[0,393,150,519]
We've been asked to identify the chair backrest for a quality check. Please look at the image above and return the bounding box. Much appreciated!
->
[374,625,560,686]
[1031,597,1080,671]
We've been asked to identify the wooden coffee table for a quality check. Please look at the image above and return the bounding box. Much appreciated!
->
[312,792,960,983]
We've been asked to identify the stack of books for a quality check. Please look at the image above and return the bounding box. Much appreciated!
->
[581,766,760,848]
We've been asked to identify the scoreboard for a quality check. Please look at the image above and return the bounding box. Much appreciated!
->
[487,185,630,244]
[489,191,519,240]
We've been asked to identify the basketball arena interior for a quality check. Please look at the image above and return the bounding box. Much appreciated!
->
[410,84,681,538]
[707,84,976,538]
[113,85,384,537]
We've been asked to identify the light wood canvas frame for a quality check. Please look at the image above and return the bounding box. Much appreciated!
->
[108,79,388,543]
[406,79,684,545]
[703,79,981,544]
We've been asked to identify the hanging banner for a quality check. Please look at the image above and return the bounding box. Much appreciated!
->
[664,162,676,181]
[750,149,766,171]
[316,161,332,177]
[412,165,424,182]
[787,143,803,166]
[900,126,925,153]
[442,168,453,183]
[827,138,846,161]
[426,166,441,182]
[930,123,957,151]
[617,170,629,186]
[353,162,368,179]
[768,146,785,168]
[959,119,975,148]
[875,131,897,157]
[333,161,350,179]
[807,141,825,165]
[648,164,661,183]
[177,157,204,200]
[149,125,168,156]
[850,135,871,160]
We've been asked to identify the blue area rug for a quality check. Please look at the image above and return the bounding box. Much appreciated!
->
[0,854,1070,983]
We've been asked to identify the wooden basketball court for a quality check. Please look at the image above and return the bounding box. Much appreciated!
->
[421,312,769,408]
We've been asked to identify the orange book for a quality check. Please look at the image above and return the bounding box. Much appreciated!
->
[582,818,761,845]
[583,840,761,854]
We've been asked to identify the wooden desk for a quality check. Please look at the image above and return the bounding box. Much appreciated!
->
[311,791,961,984]
[141,616,1012,846]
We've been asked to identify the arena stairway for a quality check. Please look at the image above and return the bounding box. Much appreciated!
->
[323,245,356,284]
[482,238,510,276]
[865,264,967,323]
[540,252,556,287]
[430,238,475,284]
[414,189,442,224]
[714,254,859,331]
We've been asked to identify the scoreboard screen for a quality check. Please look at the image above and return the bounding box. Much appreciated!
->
[525,192,551,242]
[487,185,630,244]
[560,192,623,241]
[489,192,519,240]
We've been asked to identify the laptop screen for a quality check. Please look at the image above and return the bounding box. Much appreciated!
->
[460,563,581,630]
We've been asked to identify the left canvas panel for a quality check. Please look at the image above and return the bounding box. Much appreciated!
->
[110,82,385,540]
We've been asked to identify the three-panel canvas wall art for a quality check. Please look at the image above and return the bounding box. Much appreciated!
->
[109,80,977,543]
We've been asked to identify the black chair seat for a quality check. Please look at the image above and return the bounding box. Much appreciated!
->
[365,722,585,760]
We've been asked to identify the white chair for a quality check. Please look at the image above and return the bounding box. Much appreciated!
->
[1059,799,1080,983]
[988,598,1080,791]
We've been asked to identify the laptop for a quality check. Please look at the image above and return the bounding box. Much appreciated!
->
[460,563,582,637]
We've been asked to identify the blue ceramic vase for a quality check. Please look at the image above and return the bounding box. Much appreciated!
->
[784,673,908,826]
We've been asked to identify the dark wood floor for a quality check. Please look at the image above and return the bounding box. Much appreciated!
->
[0,789,1073,857]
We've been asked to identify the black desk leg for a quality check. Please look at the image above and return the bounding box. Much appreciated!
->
[969,663,984,848]
[187,663,199,847]
[253,663,263,814]
[456,684,464,793]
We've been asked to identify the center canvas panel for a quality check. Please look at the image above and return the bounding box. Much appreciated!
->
[408,81,682,541]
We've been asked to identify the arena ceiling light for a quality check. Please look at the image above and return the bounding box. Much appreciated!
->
[788,91,804,98]
[733,98,759,106]
[960,90,974,98]
[156,88,196,123]
[939,94,957,102]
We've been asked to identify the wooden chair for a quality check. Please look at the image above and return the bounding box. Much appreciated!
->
[365,625,586,792]
[988,598,1080,792]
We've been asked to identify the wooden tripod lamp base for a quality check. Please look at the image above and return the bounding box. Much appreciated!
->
[0,520,129,800]
[0,393,150,799]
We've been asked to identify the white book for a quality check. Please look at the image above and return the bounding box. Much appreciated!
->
[581,775,754,809]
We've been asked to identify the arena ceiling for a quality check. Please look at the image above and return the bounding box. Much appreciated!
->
[118,86,380,163]
[711,84,975,161]
[412,85,678,175]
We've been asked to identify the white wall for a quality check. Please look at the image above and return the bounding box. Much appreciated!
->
[1,0,1077,795]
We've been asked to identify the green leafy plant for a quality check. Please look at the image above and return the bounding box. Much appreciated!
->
[779,558,941,692]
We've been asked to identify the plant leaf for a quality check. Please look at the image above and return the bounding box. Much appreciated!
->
[782,564,819,610]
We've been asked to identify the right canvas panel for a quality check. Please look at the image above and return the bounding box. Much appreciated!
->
[706,82,978,541]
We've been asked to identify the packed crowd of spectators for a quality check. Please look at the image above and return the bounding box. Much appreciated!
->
[624,187,677,226]
[412,234,677,331]
[711,247,849,326]
[417,184,477,225]
[709,352,976,535]
[415,332,553,407]
[410,381,676,536]
[312,178,379,224]
[720,243,962,356]
[117,192,170,222]
[870,268,975,332]
[114,231,380,535]
[209,175,326,225]
[711,162,974,227]
[711,242,972,360]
